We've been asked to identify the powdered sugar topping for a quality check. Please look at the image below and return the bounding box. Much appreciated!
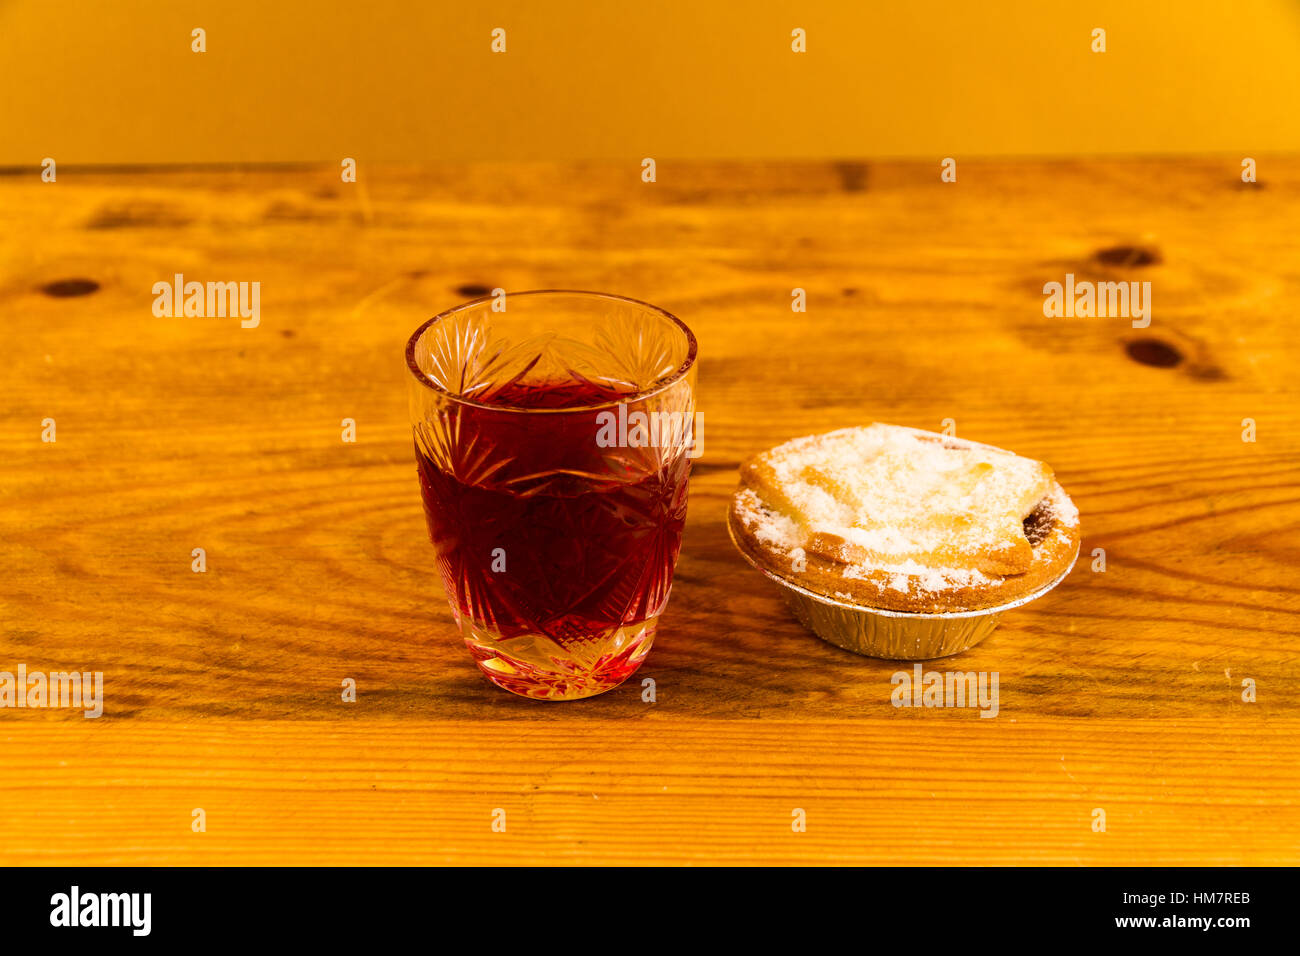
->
[733,424,1072,595]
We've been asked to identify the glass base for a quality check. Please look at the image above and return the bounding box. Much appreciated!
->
[462,618,656,700]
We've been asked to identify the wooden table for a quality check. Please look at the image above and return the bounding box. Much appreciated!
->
[1,160,1296,865]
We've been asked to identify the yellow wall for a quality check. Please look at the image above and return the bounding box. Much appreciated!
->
[3,0,1298,164]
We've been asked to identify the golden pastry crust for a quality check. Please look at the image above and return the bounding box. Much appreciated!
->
[728,424,1081,613]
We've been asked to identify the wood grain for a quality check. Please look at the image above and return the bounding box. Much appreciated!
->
[1,718,1294,865]
[0,159,1297,864]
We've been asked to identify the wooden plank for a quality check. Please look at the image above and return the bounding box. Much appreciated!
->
[1,719,1295,865]
[0,160,1296,863]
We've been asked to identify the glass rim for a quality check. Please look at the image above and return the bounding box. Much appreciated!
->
[404,289,698,414]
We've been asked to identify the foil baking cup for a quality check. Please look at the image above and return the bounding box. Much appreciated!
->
[728,520,1079,660]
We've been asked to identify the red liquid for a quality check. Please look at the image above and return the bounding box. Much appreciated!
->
[415,378,692,659]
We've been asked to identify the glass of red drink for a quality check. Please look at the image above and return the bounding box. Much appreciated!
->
[405,291,699,700]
